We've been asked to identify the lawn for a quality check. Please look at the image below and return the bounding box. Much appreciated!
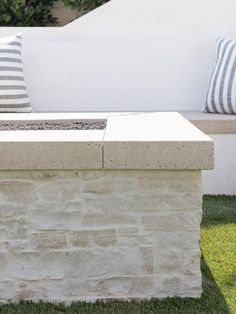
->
[0,195,235,314]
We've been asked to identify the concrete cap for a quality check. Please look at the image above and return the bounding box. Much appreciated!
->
[104,112,214,170]
[0,130,103,170]
[0,112,214,170]
[1,111,235,134]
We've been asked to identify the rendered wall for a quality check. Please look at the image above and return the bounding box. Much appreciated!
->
[0,170,202,301]
[1,0,236,111]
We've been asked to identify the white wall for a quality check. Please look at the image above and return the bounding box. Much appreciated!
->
[1,0,236,194]
[1,0,236,112]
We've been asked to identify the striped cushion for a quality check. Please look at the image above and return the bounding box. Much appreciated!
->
[205,38,236,114]
[0,33,32,113]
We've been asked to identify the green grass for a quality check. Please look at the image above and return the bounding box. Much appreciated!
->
[0,195,235,314]
[201,195,236,313]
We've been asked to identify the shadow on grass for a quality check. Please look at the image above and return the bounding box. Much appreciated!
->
[200,256,231,314]
[202,195,236,226]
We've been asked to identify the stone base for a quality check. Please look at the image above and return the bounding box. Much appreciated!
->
[0,170,202,302]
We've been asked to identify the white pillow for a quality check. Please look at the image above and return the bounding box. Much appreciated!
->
[0,33,32,113]
[205,38,236,114]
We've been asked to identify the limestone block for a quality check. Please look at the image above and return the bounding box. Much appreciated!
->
[129,277,154,298]
[0,170,80,181]
[69,229,116,247]
[95,276,153,298]
[40,181,80,202]
[116,227,140,246]
[30,232,67,250]
[82,194,129,211]
[0,252,65,280]
[95,277,134,297]
[17,280,64,302]
[3,240,29,252]
[63,277,98,298]
[69,229,118,248]
[154,250,201,274]
[135,171,202,193]
[0,281,17,301]
[82,176,134,195]
[0,181,37,203]
[140,247,154,274]
[142,212,201,232]
[65,248,140,278]
[82,213,137,227]
[154,273,202,298]
[0,203,26,218]
[62,201,82,213]
[28,211,81,231]
[0,218,28,241]
[91,229,116,247]
[127,193,202,212]
[68,230,90,247]
[154,231,199,250]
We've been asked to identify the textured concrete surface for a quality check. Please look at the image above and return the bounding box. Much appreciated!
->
[0,112,214,170]
[0,130,103,170]
[0,111,234,134]
[0,170,203,302]
[104,113,214,170]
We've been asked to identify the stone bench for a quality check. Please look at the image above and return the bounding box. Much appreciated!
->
[0,112,213,302]
[181,111,236,134]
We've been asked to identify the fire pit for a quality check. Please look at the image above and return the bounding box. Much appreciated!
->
[0,112,213,302]
[0,121,106,131]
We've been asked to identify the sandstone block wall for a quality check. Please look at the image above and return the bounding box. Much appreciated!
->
[0,170,203,302]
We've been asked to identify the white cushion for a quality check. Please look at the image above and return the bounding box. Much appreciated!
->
[0,33,32,113]
[205,38,236,114]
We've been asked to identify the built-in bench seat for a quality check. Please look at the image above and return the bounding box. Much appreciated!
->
[181,111,236,134]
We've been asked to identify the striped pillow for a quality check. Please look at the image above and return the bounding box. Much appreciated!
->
[205,38,236,114]
[0,33,32,113]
